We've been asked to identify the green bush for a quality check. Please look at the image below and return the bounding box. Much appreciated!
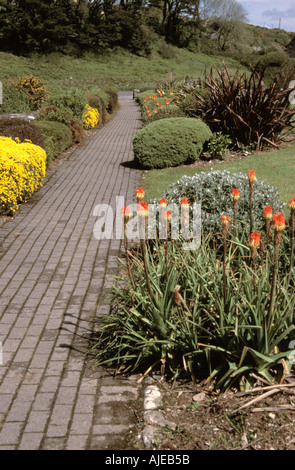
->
[206,132,232,160]
[33,120,73,166]
[133,118,212,169]
[37,105,83,144]
[48,90,87,120]
[0,82,31,114]
[105,90,118,113]
[0,117,45,149]
[255,51,295,85]
[162,169,285,234]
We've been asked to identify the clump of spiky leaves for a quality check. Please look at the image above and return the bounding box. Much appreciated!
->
[184,63,295,150]
[93,230,295,391]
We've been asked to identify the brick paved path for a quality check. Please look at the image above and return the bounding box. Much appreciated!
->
[0,92,144,450]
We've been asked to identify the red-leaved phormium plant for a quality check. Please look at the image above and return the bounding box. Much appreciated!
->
[184,63,295,150]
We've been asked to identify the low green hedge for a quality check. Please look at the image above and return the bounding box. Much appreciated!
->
[133,117,212,169]
[33,120,73,166]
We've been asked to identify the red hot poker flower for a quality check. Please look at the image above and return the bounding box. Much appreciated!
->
[231,188,240,201]
[272,213,286,232]
[250,231,261,247]
[263,205,273,220]
[138,201,149,217]
[289,196,295,210]
[181,197,189,206]
[159,198,167,207]
[248,170,257,183]
[221,214,231,226]
[164,210,172,221]
[121,206,132,219]
[135,187,145,200]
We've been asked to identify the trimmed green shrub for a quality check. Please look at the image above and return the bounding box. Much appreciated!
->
[0,117,45,149]
[0,82,31,114]
[37,105,83,144]
[133,118,212,169]
[33,120,72,166]
[66,118,83,144]
[105,90,118,113]
[48,90,87,120]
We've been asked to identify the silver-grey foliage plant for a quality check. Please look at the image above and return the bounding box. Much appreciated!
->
[162,169,285,234]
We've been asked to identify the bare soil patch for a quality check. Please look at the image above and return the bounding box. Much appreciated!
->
[147,376,295,450]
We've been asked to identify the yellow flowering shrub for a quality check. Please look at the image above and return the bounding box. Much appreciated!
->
[12,75,50,110]
[82,104,100,130]
[0,137,46,215]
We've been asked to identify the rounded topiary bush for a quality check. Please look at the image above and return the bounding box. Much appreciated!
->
[133,118,212,169]
[0,117,45,149]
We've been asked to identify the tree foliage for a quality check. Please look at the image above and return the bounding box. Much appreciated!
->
[0,0,248,55]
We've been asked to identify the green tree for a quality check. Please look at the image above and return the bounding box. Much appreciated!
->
[0,0,79,54]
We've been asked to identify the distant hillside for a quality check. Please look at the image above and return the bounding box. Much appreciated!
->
[0,20,294,104]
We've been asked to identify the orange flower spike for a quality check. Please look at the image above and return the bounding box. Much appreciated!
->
[221,214,231,226]
[289,196,295,210]
[159,198,167,207]
[263,205,273,220]
[248,170,257,183]
[231,188,240,201]
[164,210,172,221]
[121,206,132,220]
[135,187,145,200]
[272,213,286,232]
[137,201,149,218]
[181,197,189,207]
[250,231,261,248]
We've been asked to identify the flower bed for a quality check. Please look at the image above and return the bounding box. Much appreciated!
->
[93,175,295,392]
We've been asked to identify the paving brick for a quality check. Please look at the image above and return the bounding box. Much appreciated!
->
[0,93,143,450]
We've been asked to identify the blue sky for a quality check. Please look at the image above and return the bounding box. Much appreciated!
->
[239,0,295,32]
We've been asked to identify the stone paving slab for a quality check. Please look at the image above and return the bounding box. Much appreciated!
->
[0,92,143,450]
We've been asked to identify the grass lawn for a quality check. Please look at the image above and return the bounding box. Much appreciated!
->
[142,143,295,204]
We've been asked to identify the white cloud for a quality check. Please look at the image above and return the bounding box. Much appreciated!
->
[238,0,295,31]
